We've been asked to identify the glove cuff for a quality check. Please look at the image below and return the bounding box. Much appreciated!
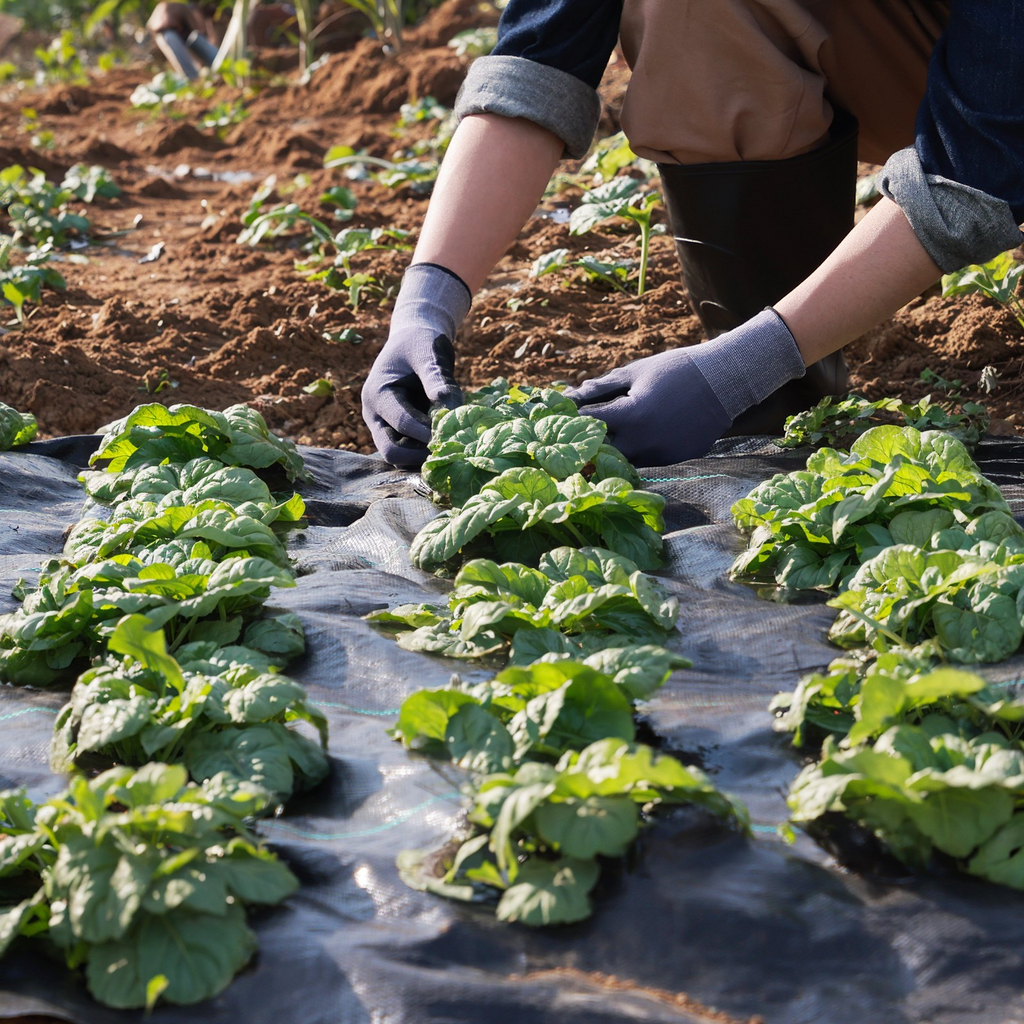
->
[687,307,806,420]
[393,262,473,343]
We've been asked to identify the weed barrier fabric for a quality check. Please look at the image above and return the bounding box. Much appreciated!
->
[4,436,1024,1024]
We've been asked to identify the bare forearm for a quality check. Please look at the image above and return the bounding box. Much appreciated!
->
[412,113,564,294]
[775,197,942,365]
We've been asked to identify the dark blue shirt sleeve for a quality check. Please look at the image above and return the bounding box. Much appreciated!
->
[915,0,1024,221]
[492,0,623,90]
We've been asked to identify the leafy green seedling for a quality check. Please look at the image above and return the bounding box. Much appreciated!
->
[323,328,363,344]
[396,96,449,127]
[323,148,438,193]
[447,26,497,57]
[569,179,661,296]
[303,378,334,397]
[530,248,569,279]
[138,368,177,394]
[0,764,299,1008]
[130,70,194,109]
[0,165,90,247]
[574,256,634,293]
[320,185,357,221]
[580,131,657,186]
[237,202,334,249]
[302,226,410,289]
[0,244,65,324]
[200,100,249,139]
[61,164,121,203]
[942,251,1024,330]
[34,30,86,85]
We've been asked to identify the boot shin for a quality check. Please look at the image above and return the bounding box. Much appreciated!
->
[659,109,859,434]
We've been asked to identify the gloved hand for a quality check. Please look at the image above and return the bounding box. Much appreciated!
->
[565,308,806,466]
[361,263,472,468]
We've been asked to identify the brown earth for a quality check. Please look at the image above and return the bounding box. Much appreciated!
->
[0,0,1021,452]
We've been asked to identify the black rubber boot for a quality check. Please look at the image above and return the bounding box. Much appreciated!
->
[658,109,858,435]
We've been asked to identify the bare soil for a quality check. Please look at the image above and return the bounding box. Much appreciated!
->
[1,0,1021,451]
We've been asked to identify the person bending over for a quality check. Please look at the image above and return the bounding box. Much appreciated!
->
[361,0,1024,469]
[147,1,296,79]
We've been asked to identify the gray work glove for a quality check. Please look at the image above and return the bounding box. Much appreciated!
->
[361,263,472,468]
[566,308,806,466]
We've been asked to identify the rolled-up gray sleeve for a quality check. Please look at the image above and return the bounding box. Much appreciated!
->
[878,147,1024,273]
[454,55,602,160]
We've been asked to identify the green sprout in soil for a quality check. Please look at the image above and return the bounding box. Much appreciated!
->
[0,242,65,325]
[323,146,438,194]
[942,250,1024,331]
[569,178,661,297]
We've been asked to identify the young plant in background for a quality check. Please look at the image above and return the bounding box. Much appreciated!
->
[569,178,661,297]
[529,248,569,279]
[338,0,405,49]
[0,166,91,247]
[942,250,1024,331]
[580,131,657,186]
[199,100,249,139]
[323,147,439,194]
[447,26,497,57]
[574,256,635,294]
[61,164,122,203]
[34,30,86,85]
[0,243,65,325]
[237,201,335,249]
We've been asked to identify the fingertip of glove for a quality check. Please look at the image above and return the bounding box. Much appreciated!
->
[432,385,463,411]
[379,443,428,470]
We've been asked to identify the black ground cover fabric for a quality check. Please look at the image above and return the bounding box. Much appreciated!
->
[3,435,1024,1024]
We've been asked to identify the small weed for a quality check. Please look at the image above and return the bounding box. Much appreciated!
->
[303,378,334,397]
[138,368,177,394]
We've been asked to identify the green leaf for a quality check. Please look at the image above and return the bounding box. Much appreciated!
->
[445,704,515,773]
[107,615,186,691]
[303,378,334,397]
[582,645,690,700]
[242,613,306,660]
[906,786,1014,858]
[184,725,295,800]
[968,814,1024,888]
[534,795,638,858]
[0,402,38,450]
[530,248,569,278]
[76,696,151,753]
[85,905,256,1009]
[495,857,599,926]
[511,669,635,758]
[569,178,642,236]
[53,844,154,944]
[0,892,45,956]
[392,689,480,748]
[215,838,299,904]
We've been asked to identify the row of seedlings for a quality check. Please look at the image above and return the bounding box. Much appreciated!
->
[369,380,749,925]
[731,423,1024,886]
[0,403,328,1009]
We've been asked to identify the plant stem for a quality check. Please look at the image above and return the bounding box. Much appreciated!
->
[564,521,591,548]
[636,218,651,298]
